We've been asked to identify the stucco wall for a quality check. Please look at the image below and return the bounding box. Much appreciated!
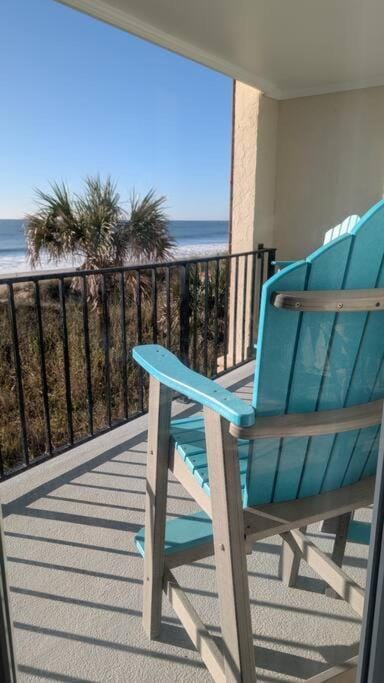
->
[275,87,384,259]
[231,83,384,260]
[231,83,278,252]
[228,83,278,362]
[229,82,384,361]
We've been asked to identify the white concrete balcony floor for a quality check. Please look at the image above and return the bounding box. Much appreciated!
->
[0,362,370,682]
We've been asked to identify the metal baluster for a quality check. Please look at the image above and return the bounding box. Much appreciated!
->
[151,268,157,344]
[179,264,190,366]
[59,278,74,445]
[120,272,128,420]
[34,281,52,455]
[165,267,171,349]
[204,261,209,375]
[214,258,220,375]
[247,251,257,360]
[267,248,277,279]
[257,243,265,310]
[223,256,229,372]
[241,254,248,363]
[101,274,112,427]
[82,276,94,436]
[0,445,4,480]
[192,264,198,370]
[232,255,239,367]
[136,270,144,413]
[7,283,29,465]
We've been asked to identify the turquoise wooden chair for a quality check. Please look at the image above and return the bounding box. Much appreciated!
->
[323,214,360,244]
[278,213,375,591]
[274,213,360,270]
[133,200,384,682]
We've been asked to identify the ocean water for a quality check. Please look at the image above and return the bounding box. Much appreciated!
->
[0,218,229,274]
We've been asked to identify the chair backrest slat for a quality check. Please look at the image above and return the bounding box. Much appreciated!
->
[319,230,384,493]
[323,214,360,244]
[246,200,384,507]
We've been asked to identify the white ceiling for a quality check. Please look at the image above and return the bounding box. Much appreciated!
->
[59,0,384,99]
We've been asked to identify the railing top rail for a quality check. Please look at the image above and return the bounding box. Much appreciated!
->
[0,247,276,285]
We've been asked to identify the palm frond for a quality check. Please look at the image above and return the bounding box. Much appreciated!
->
[116,189,174,263]
[25,181,81,266]
[25,177,174,303]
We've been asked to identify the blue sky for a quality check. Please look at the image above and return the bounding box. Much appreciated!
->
[0,0,232,219]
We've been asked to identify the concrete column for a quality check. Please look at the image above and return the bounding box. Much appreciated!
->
[227,83,278,367]
[230,83,278,253]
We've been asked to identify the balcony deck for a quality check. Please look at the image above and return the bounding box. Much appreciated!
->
[0,362,370,682]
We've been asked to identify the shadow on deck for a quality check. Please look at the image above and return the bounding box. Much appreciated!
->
[0,362,369,682]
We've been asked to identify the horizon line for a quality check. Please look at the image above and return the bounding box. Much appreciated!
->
[0,216,229,222]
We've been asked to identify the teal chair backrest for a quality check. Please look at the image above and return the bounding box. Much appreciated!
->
[245,200,384,507]
[323,214,360,244]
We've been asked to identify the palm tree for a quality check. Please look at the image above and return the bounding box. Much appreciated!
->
[25,177,174,417]
[25,175,174,303]
[26,175,174,268]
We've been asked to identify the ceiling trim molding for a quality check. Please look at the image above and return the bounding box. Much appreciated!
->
[57,0,283,98]
[57,0,384,100]
[277,76,384,100]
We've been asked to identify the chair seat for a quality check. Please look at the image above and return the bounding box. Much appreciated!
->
[135,509,213,558]
[136,415,374,565]
[135,415,249,558]
[171,415,250,496]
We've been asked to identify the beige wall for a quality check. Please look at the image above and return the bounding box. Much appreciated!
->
[275,87,384,259]
[228,84,278,363]
[231,83,384,260]
[231,83,278,253]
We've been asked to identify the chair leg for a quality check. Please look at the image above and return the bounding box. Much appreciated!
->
[321,517,339,534]
[204,407,256,683]
[324,512,351,599]
[142,377,172,640]
[279,526,307,587]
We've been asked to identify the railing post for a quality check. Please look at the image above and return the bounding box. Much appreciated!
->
[179,264,190,366]
[246,250,257,360]
[243,243,264,361]
[267,248,277,280]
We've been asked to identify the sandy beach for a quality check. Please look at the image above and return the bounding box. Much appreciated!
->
[0,217,228,278]
[0,242,228,280]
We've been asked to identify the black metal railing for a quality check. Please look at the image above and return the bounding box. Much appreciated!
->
[0,246,276,479]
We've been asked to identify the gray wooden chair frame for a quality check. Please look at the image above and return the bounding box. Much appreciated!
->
[135,288,383,682]
[145,386,376,682]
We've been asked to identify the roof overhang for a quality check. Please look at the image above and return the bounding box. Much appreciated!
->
[59,0,384,100]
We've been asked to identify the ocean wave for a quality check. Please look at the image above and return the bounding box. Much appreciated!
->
[0,242,227,277]
[0,247,27,255]
[0,218,228,276]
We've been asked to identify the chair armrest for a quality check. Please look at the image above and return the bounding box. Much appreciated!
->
[272,288,384,312]
[230,399,383,439]
[133,344,255,427]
